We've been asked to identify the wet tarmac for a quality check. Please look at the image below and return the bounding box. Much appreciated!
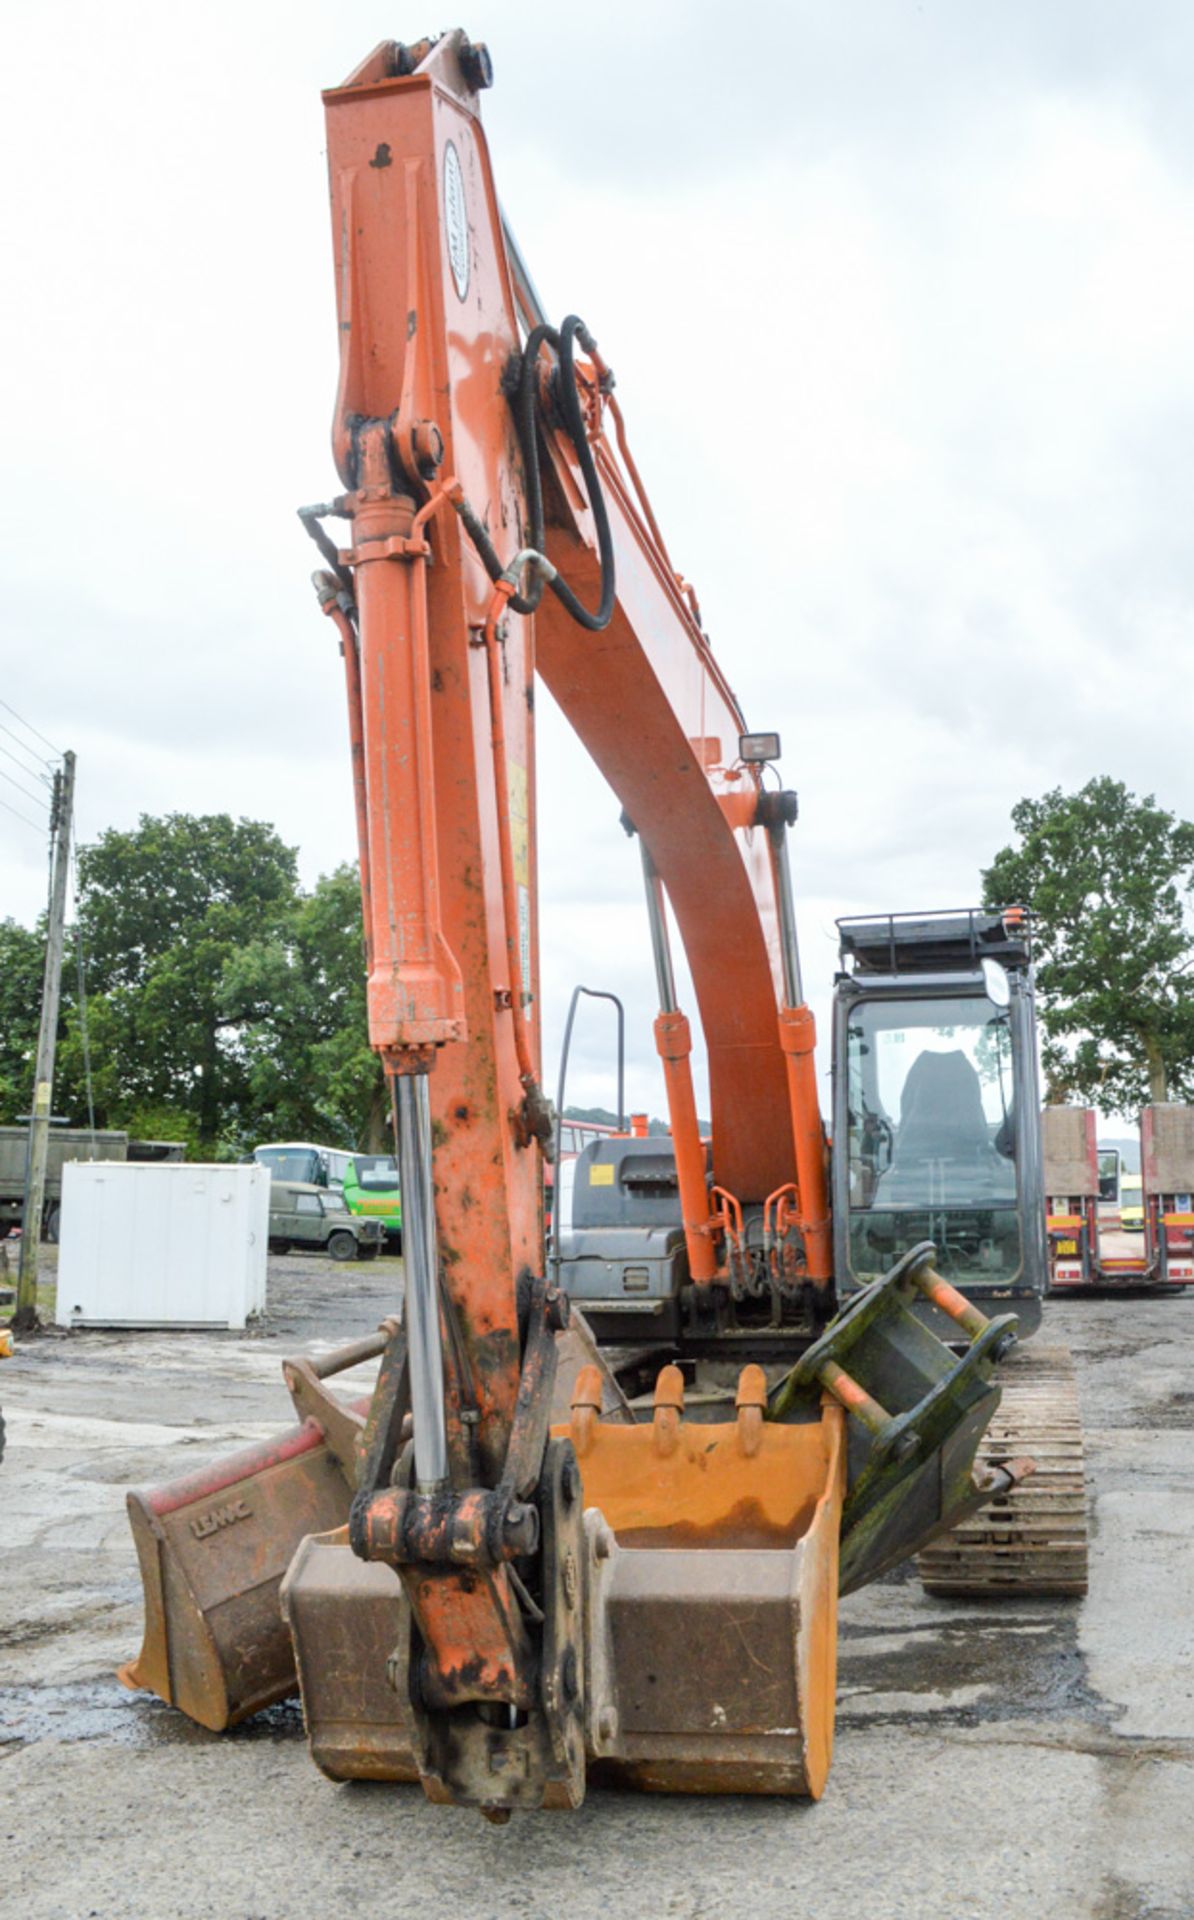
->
[2,1259,1192,1918]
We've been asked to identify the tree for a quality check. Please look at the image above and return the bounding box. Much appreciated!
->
[76,814,301,1150]
[0,917,98,1131]
[0,918,46,1119]
[1,820,387,1157]
[218,864,387,1151]
[983,778,1194,1114]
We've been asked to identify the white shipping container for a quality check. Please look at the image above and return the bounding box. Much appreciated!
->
[57,1162,269,1329]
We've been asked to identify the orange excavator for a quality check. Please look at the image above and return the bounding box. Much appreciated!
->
[120,30,1086,1814]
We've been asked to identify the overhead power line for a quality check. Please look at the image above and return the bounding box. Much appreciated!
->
[0,738,51,780]
[0,719,54,776]
[0,698,62,761]
[0,791,47,835]
[0,760,50,813]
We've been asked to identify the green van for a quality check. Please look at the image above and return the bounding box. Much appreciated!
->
[341,1154,403,1247]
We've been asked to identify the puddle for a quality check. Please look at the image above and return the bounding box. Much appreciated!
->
[0,1681,305,1751]
[1,1627,1107,1748]
[836,1604,1108,1730]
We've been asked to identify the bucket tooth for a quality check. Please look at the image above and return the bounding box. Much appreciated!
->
[735,1363,767,1457]
[569,1363,604,1458]
[651,1364,685,1456]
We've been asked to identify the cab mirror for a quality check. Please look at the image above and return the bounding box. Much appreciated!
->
[981,957,1011,1008]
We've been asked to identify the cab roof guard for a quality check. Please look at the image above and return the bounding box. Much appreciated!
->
[837,907,1031,978]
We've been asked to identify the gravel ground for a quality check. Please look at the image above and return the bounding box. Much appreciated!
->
[2,1255,1193,1920]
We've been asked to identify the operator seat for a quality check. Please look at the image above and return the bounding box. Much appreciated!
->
[876,1049,1011,1204]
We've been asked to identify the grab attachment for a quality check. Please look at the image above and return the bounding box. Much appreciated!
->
[773,1241,1023,1593]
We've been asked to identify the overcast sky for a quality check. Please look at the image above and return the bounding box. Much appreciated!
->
[3,1,1193,1121]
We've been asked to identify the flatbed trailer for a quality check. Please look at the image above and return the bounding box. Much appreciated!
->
[1044,1104,1194,1290]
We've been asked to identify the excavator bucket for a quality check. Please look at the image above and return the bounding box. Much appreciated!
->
[573,1372,847,1799]
[282,1377,847,1800]
[119,1418,355,1730]
[122,1257,1015,1804]
[280,1316,641,1791]
[282,1530,418,1781]
[117,1327,395,1730]
[119,1316,630,1740]
[281,1245,1019,1808]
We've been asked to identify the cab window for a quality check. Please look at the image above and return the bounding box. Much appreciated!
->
[844,992,1021,1286]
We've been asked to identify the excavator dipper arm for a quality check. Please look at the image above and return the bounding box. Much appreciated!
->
[301,28,842,1809]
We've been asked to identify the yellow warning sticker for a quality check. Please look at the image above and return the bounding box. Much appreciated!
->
[589,1164,614,1186]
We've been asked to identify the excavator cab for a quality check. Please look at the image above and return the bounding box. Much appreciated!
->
[832,909,1046,1336]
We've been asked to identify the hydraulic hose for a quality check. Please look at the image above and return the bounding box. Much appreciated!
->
[301,317,616,631]
[454,314,616,628]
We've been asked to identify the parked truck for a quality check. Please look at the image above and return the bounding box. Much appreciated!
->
[0,1127,184,1242]
[1044,1104,1194,1289]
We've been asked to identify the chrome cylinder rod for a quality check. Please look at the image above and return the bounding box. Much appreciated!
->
[770,821,804,1009]
[392,1071,448,1492]
[639,839,678,1013]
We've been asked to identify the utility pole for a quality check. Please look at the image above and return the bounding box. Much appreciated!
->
[14,751,75,1332]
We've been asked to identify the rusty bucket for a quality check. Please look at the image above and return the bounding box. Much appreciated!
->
[119,1314,630,1744]
[117,1325,400,1731]
[572,1365,846,1800]
[282,1365,846,1802]
[118,1416,356,1730]
[282,1527,420,1781]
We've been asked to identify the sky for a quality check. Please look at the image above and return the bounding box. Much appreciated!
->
[2,0,1193,1124]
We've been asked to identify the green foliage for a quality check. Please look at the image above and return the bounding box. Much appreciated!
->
[0,918,44,1117]
[983,778,1194,1115]
[74,814,300,1151]
[0,816,386,1156]
[118,1104,204,1156]
[218,864,386,1151]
